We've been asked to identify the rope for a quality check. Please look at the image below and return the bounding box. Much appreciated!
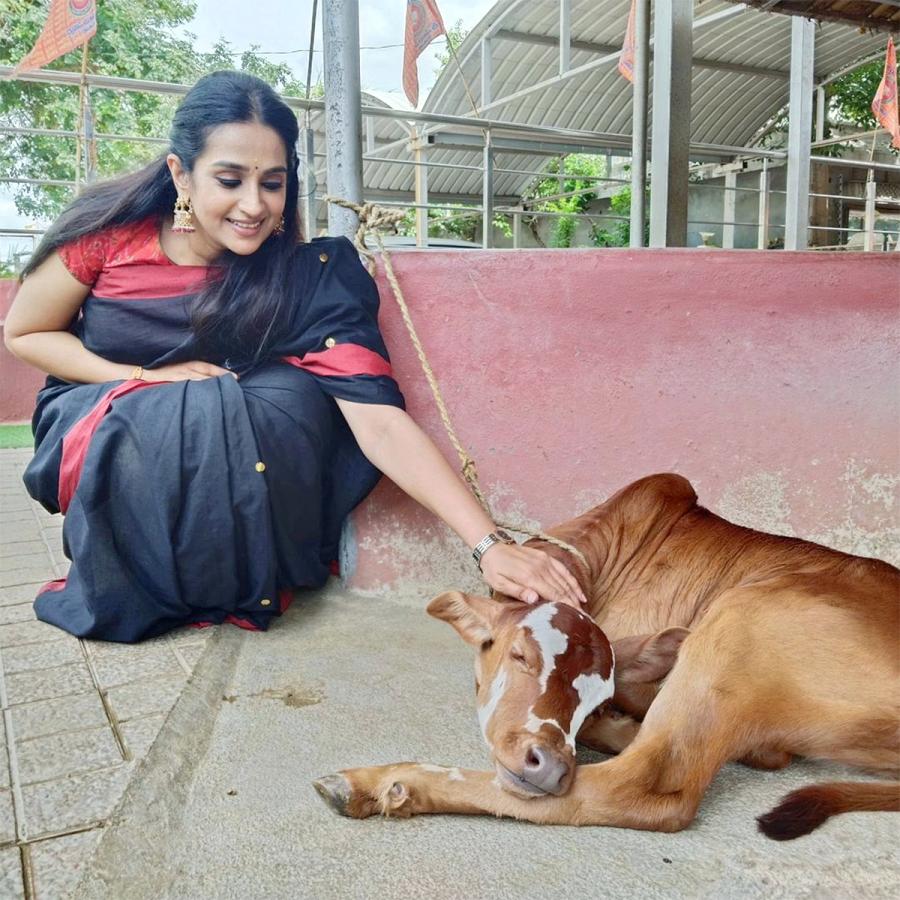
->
[323,195,589,570]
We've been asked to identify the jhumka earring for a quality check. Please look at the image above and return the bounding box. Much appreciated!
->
[172,195,195,233]
[273,216,285,236]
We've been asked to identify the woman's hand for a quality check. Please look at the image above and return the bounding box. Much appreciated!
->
[142,361,237,382]
[479,543,587,609]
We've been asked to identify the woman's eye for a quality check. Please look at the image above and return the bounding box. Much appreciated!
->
[217,178,240,188]
[262,181,284,192]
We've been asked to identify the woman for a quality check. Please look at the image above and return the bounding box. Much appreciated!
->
[4,71,585,643]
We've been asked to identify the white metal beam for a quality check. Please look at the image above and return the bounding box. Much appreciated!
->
[783,16,815,251]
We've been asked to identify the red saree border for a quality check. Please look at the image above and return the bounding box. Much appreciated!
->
[281,343,392,378]
[58,380,162,513]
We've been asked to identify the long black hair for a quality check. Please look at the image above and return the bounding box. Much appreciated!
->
[23,71,301,362]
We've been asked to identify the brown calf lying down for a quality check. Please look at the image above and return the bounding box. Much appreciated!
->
[315,474,900,838]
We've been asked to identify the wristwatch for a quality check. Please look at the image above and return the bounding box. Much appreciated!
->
[472,529,516,571]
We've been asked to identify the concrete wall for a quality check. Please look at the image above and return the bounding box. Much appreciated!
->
[349,248,900,597]
[0,280,45,424]
[3,251,898,600]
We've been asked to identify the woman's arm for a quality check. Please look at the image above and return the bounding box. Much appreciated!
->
[4,252,230,383]
[336,399,587,608]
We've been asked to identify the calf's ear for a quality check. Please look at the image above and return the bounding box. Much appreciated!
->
[426,591,498,646]
[614,626,691,683]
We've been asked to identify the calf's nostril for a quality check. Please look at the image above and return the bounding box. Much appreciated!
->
[524,746,545,772]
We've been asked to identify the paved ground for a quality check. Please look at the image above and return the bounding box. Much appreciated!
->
[0,449,214,898]
[1,447,898,899]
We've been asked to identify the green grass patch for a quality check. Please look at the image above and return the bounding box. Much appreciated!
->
[0,424,33,450]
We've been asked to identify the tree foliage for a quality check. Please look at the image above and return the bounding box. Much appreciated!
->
[0,0,316,221]
[522,154,606,248]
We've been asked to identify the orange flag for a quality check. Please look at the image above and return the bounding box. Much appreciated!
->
[12,0,97,76]
[402,0,446,108]
[872,36,900,150]
[617,0,636,83]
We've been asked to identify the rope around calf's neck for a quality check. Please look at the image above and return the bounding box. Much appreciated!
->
[322,196,588,571]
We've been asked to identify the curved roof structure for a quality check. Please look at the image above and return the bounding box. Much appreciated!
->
[358,0,887,202]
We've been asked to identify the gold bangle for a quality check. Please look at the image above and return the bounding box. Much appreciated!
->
[130,365,144,381]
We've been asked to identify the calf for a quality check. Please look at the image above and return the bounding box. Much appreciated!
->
[315,474,900,838]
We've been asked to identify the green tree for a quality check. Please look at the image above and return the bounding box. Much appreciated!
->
[522,154,606,248]
[1,0,202,219]
[433,19,467,79]
[0,2,318,221]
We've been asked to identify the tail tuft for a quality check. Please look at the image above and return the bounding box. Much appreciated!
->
[758,782,900,841]
[757,786,834,840]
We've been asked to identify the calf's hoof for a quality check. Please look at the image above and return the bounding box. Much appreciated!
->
[313,774,353,816]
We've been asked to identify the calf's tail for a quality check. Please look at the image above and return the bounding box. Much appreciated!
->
[757,781,900,840]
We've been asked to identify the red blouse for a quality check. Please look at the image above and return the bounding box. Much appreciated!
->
[58,218,210,299]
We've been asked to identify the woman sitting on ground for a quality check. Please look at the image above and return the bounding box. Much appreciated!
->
[4,71,584,643]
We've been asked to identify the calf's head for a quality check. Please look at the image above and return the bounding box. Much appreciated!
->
[427,591,615,799]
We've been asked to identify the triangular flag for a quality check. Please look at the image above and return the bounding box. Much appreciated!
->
[402,0,446,108]
[872,36,900,151]
[12,0,97,76]
[618,0,636,83]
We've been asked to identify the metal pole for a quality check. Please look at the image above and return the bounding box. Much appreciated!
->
[784,16,815,251]
[482,131,494,249]
[322,0,363,237]
[629,0,650,248]
[559,0,571,76]
[722,169,737,249]
[413,131,429,248]
[757,159,770,249]
[648,0,693,248]
[863,179,877,252]
[815,86,826,143]
[298,125,318,241]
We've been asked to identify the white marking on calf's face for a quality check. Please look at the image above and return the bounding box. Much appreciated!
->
[477,667,508,745]
[521,603,569,693]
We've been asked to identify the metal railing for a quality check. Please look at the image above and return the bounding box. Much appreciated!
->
[2,65,899,262]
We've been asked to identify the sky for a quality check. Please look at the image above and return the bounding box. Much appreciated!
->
[187,0,496,96]
[2,1,496,245]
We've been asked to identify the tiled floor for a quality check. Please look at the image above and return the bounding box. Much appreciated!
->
[0,449,213,899]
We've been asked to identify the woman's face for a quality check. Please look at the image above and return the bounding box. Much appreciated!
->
[168,121,288,263]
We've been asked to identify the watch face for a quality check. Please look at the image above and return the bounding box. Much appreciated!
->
[495,529,515,544]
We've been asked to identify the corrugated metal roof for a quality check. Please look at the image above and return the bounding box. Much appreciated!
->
[353,0,886,203]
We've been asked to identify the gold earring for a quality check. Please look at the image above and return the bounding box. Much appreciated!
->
[172,195,195,233]
[273,216,285,236]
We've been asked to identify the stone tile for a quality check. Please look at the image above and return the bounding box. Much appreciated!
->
[105,674,187,723]
[21,766,132,839]
[0,788,14,845]
[0,495,31,513]
[0,553,49,574]
[0,602,37,625]
[0,567,55,590]
[2,639,81,675]
[0,541,46,560]
[120,714,167,760]
[88,634,171,659]
[0,619,66,648]
[30,828,104,898]
[91,648,184,689]
[16,726,122,785]
[0,583,44,607]
[10,694,108,743]
[0,847,24,900]
[4,663,94,706]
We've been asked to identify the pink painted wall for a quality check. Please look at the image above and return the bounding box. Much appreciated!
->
[349,249,900,595]
[0,280,46,424]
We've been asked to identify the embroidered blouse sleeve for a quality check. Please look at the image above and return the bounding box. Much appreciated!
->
[57,231,111,286]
